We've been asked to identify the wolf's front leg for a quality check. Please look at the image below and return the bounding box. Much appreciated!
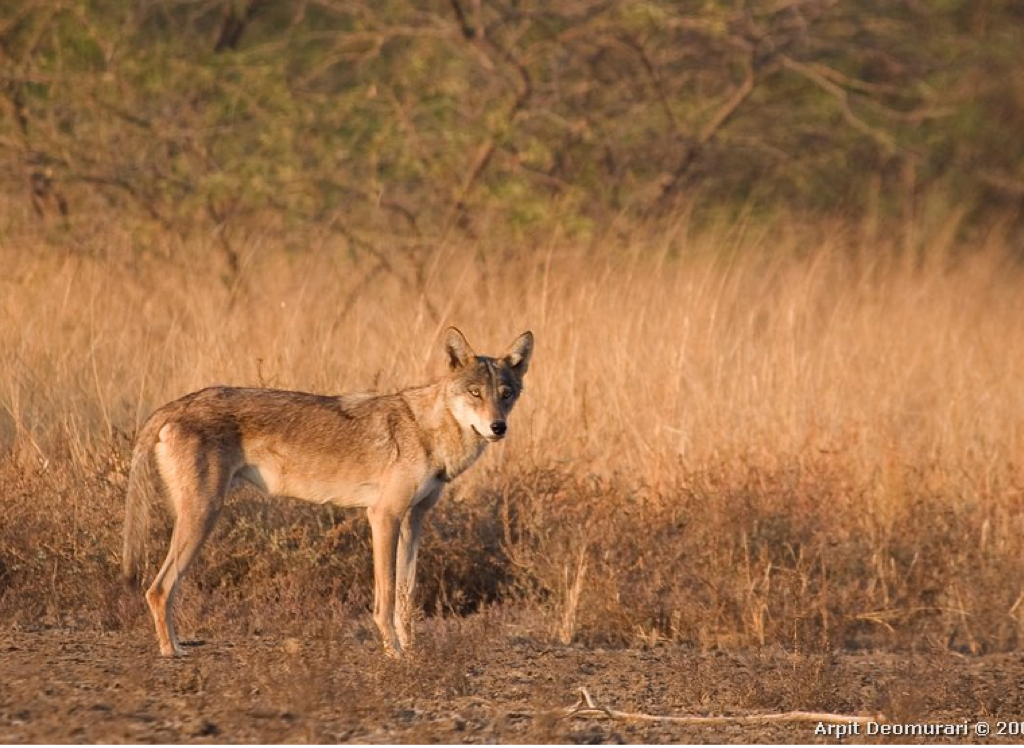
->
[368,505,403,656]
[395,491,440,650]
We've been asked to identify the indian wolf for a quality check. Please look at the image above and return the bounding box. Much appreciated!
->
[122,327,533,657]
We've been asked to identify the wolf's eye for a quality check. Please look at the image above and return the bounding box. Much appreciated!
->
[468,387,481,398]
[499,387,513,400]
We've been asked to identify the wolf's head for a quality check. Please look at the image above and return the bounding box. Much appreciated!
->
[443,327,533,442]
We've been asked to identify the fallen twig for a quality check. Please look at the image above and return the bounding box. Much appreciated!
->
[562,687,884,727]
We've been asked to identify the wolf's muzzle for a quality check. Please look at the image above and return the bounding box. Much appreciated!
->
[490,420,507,437]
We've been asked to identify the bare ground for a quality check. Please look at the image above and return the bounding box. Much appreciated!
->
[3,618,1024,744]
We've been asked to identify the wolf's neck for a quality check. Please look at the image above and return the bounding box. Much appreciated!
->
[401,383,486,481]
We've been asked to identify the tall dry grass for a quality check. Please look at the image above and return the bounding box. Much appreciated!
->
[2,205,1023,652]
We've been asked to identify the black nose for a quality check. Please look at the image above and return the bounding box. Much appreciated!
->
[491,420,507,436]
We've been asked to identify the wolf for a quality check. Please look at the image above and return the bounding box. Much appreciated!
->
[122,327,533,657]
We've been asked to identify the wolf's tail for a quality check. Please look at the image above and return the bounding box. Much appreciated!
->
[122,414,167,587]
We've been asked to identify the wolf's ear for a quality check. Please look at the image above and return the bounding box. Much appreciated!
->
[444,327,476,370]
[502,331,533,379]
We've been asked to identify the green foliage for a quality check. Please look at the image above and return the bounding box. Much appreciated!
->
[1,0,1022,237]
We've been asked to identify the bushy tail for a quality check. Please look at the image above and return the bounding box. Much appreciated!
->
[122,415,166,587]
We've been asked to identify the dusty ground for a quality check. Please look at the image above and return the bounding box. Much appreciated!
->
[3,616,1024,744]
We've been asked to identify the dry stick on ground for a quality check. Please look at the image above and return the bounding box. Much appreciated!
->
[561,688,885,727]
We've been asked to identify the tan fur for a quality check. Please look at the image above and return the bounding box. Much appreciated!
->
[123,327,533,657]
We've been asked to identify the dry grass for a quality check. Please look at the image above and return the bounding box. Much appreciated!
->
[2,204,1023,653]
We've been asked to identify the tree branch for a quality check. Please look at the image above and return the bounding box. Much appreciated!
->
[779,54,898,154]
[657,55,757,205]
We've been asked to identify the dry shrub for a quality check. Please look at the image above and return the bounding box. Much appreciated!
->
[2,210,1024,653]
